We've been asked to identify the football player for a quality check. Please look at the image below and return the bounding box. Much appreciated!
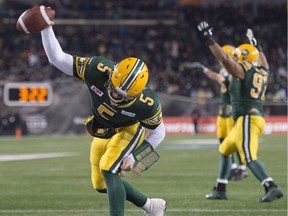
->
[190,45,248,181]
[40,25,167,215]
[197,21,283,202]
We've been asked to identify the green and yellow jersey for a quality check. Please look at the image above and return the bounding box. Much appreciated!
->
[73,56,162,131]
[218,67,232,117]
[229,62,269,121]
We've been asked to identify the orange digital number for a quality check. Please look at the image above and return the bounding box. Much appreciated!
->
[38,88,48,102]
[19,87,29,103]
[19,87,48,103]
[29,87,38,103]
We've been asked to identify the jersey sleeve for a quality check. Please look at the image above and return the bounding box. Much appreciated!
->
[139,93,163,130]
[140,104,163,129]
[73,56,114,81]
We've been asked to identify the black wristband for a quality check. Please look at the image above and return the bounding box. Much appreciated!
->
[206,36,216,46]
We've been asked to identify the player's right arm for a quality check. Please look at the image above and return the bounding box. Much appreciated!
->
[41,26,74,76]
[197,21,245,80]
[204,68,222,83]
[190,62,223,84]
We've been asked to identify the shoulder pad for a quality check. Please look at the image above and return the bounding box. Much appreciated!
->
[238,61,253,72]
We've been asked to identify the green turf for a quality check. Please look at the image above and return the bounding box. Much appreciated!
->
[0,134,287,216]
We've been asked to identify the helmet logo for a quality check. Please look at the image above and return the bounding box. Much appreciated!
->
[241,49,249,56]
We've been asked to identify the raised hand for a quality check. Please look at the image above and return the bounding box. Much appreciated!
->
[246,28,263,51]
[197,21,215,46]
[246,28,257,46]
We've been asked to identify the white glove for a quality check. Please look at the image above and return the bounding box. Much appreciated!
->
[246,28,263,52]
[246,28,257,46]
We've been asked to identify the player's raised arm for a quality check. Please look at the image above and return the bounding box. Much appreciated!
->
[197,21,245,80]
[41,26,74,76]
[246,28,269,69]
[15,5,73,76]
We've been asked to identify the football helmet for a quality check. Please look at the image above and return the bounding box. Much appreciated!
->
[222,45,235,58]
[235,44,259,63]
[107,57,148,106]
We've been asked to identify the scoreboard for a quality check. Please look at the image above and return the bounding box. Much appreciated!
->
[3,82,53,106]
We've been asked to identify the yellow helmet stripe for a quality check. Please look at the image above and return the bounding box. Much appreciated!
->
[121,59,144,91]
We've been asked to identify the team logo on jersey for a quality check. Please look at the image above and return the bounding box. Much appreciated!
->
[79,57,86,64]
[121,110,136,117]
[78,57,87,77]
[75,57,90,79]
[142,110,162,126]
[90,85,103,97]
[142,115,162,125]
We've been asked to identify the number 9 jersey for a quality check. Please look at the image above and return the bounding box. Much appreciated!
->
[229,61,269,121]
[73,55,163,131]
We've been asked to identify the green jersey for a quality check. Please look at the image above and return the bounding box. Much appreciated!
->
[73,56,162,131]
[218,67,232,117]
[229,62,269,120]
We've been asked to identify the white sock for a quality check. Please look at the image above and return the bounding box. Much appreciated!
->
[142,198,151,210]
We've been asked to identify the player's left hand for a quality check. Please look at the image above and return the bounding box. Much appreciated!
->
[246,28,257,46]
[120,156,134,176]
[246,28,263,52]
[197,21,215,46]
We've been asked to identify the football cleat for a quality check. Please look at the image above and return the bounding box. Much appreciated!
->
[228,168,238,181]
[206,188,228,200]
[142,198,167,216]
[237,169,249,180]
[229,168,248,181]
[258,187,283,203]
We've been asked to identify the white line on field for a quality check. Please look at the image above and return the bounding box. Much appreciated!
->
[0,152,78,162]
[170,139,219,145]
[0,209,286,213]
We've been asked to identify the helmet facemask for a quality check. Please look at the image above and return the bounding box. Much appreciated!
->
[106,75,135,106]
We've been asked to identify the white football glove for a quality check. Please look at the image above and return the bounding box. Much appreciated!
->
[246,28,257,46]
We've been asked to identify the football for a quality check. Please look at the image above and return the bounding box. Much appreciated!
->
[16,5,55,34]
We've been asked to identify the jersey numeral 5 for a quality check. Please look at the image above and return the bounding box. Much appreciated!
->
[139,94,154,106]
[97,105,115,120]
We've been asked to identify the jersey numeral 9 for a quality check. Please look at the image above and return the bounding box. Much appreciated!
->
[250,73,267,100]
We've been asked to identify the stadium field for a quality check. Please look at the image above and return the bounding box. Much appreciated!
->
[0,134,287,216]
